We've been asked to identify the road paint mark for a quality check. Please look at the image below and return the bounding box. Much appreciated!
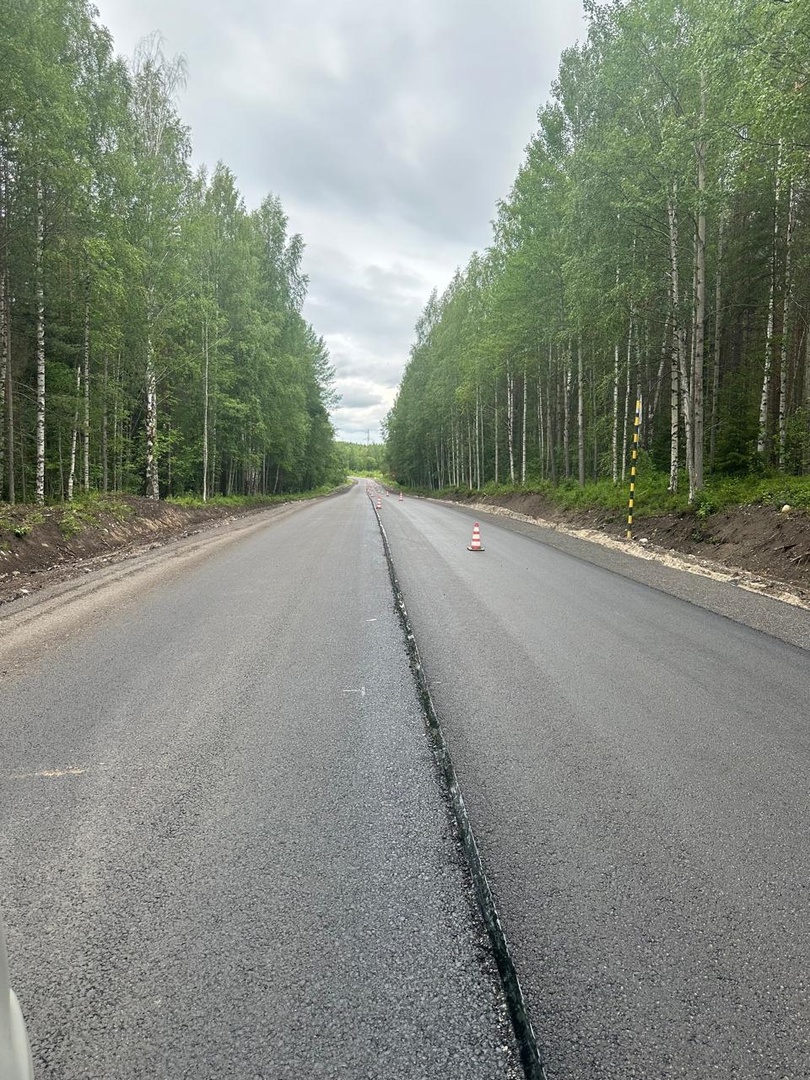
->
[342,686,366,696]
[11,766,87,779]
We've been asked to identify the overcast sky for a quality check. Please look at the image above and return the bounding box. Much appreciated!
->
[93,0,587,442]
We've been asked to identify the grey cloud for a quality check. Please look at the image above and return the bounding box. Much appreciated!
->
[95,0,586,442]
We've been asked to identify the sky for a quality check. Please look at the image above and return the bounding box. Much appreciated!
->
[92,0,588,443]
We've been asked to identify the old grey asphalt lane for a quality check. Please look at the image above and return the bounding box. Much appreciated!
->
[379,495,810,1080]
[0,485,518,1080]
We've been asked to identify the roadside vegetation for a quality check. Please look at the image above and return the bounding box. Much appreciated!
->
[1,0,342,509]
[385,0,810,509]
[422,471,810,520]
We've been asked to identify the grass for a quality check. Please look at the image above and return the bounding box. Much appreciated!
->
[415,468,810,519]
[0,508,45,538]
[57,493,134,538]
[166,481,350,510]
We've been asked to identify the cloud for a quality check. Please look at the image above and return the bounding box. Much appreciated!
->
[94,0,587,442]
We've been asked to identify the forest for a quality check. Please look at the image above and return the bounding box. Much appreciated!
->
[384,0,810,502]
[0,0,341,506]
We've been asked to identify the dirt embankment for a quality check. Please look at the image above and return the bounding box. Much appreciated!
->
[0,497,271,607]
[444,490,810,606]
[1,490,809,609]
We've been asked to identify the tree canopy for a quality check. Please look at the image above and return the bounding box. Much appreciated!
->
[1,0,341,504]
[385,0,810,497]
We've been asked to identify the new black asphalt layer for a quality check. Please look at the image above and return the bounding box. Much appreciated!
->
[0,486,519,1079]
[379,496,810,1080]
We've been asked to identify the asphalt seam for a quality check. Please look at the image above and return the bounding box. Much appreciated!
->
[371,497,547,1080]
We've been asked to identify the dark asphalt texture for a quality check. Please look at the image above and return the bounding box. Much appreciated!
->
[380,495,810,1080]
[0,485,518,1079]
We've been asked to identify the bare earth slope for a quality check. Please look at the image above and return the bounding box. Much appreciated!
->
[1,490,809,609]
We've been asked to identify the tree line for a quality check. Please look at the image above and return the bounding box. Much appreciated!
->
[1,0,341,506]
[385,0,810,499]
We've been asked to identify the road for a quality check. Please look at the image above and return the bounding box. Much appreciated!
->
[1,482,808,1080]
[0,487,518,1080]
[379,492,810,1080]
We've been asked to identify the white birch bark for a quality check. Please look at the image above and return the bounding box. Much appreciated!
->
[202,308,209,501]
[577,340,585,487]
[757,163,781,458]
[0,153,9,502]
[621,346,630,484]
[709,217,724,473]
[35,176,46,506]
[83,286,90,492]
[0,251,5,495]
[145,328,159,499]
[475,385,481,489]
[668,191,690,493]
[102,353,109,492]
[692,126,707,496]
[778,180,797,469]
[537,375,545,479]
[521,362,527,486]
[68,365,80,500]
[494,380,499,485]
[612,342,620,485]
[506,360,515,484]
[563,357,571,480]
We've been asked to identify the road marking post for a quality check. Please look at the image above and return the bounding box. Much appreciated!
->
[626,398,641,540]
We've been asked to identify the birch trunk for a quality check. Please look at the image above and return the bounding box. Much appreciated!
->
[0,154,10,502]
[35,176,46,506]
[692,129,707,496]
[506,361,515,484]
[521,363,527,485]
[612,342,620,485]
[83,286,91,491]
[778,180,797,469]
[202,308,209,501]
[102,353,109,492]
[475,385,481,489]
[494,380,499,485]
[757,164,781,459]
[68,365,80,500]
[668,190,690,493]
[621,349,630,483]
[709,217,724,473]
[577,339,585,487]
[145,327,160,499]
[563,357,571,480]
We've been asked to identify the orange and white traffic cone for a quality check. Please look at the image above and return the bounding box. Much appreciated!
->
[398,492,403,502]
[376,496,382,510]
[467,522,484,552]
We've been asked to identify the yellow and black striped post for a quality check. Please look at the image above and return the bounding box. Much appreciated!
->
[626,398,641,540]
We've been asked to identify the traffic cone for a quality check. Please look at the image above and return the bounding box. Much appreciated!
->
[376,496,382,510]
[467,522,484,552]
[398,492,403,502]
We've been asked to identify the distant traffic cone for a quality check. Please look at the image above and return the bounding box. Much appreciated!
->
[467,522,484,552]
[385,490,389,496]
[376,496,382,510]
[398,492,403,502]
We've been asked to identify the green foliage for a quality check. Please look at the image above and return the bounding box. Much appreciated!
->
[384,0,810,499]
[0,510,45,539]
[0,2,339,506]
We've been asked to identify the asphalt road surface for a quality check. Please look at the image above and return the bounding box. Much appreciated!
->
[379,492,810,1080]
[2,482,809,1080]
[0,487,518,1080]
